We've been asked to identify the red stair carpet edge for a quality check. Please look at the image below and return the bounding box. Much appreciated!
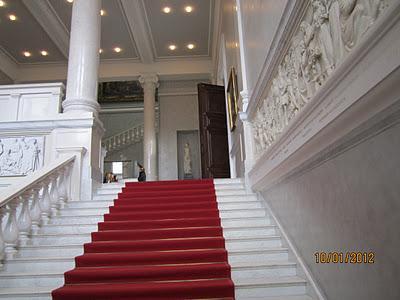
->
[52,179,235,299]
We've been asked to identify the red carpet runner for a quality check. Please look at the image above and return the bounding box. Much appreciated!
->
[52,179,235,299]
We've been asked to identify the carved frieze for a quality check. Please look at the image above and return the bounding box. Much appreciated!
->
[0,136,44,176]
[252,0,392,159]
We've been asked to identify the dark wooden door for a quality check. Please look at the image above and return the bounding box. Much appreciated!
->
[197,83,230,178]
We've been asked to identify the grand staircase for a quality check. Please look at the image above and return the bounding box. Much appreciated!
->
[0,178,315,299]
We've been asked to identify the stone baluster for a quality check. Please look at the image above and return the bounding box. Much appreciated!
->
[17,193,33,246]
[40,181,52,224]
[30,187,42,234]
[57,170,68,208]
[65,165,72,201]
[3,201,19,258]
[49,175,60,217]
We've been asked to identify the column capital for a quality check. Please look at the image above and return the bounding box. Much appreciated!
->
[139,73,159,89]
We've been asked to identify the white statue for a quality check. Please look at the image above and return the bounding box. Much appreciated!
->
[183,142,192,175]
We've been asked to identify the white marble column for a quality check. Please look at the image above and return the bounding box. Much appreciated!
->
[63,0,101,116]
[139,74,159,181]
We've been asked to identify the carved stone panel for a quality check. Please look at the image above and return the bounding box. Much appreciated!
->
[252,0,392,159]
[0,136,45,176]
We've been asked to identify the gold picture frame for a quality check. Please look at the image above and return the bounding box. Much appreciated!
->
[227,67,239,131]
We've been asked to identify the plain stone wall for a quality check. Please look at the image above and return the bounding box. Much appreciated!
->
[158,94,200,180]
[261,122,400,300]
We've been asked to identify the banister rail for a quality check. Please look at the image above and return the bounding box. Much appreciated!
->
[0,155,75,268]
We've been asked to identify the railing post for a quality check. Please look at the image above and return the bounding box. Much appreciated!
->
[3,201,19,258]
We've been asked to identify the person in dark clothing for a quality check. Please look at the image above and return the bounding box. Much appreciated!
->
[137,163,146,182]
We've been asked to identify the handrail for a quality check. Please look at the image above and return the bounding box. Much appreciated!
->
[0,155,75,268]
[0,156,74,207]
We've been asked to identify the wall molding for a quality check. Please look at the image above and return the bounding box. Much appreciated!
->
[249,3,400,190]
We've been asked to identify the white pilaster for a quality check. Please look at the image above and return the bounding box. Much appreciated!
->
[139,74,159,181]
[239,91,255,192]
[63,0,101,116]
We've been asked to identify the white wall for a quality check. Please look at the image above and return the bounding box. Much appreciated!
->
[158,94,200,180]
[100,111,144,138]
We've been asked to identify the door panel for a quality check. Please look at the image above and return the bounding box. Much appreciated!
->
[197,83,230,178]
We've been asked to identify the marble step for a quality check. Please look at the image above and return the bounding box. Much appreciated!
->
[58,207,109,216]
[220,208,267,218]
[213,178,244,184]
[0,260,298,289]
[96,188,122,195]
[38,221,275,236]
[231,260,297,279]
[213,184,245,190]
[64,200,264,212]
[228,247,290,263]
[0,286,52,300]
[55,206,267,219]
[16,244,83,258]
[216,194,258,202]
[222,216,272,227]
[66,200,114,208]
[26,233,91,246]
[2,256,75,273]
[234,276,308,298]
[27,226,278,247]
[216,189,248,196]
[226,236,282,250]
[236,295,313,300]
[0,271,64,288]
[47,215,104,225]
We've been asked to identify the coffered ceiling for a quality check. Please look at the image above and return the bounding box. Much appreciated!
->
[0,0,214,68]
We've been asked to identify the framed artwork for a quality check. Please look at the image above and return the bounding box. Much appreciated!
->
[98,81,144,103]
[227,67,239,131]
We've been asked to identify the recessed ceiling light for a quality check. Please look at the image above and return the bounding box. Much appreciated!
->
[113,47,122,53]
[66,0,73,3]
[99,49,103,54]
[40,50,48,56]
[162,7,171,14]
[8,14,17,21]
[100,9,105,16]
[0,1,6,8]
[168,44,177,51]
[185,6,193,13]
[23,51,31,57]
[187,43,195,50]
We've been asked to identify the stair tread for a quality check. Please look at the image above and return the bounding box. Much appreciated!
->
[237,296,313,300]
[0,286,52,295]
[235,275,307,287]
[231,260,296,268]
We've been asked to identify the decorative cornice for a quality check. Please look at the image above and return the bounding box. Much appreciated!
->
[22,0,69,59]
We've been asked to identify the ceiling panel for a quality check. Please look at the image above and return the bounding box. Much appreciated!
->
[143,0,212,59]
[0,69,12,84]
[0,0,66,63]
[48,0,139,60]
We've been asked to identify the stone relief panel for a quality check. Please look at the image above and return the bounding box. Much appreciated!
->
[252,0,392,158]
[0,136,44,176]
